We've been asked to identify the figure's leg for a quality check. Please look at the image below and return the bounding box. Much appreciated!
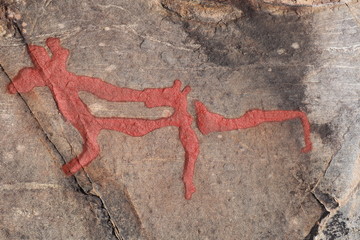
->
[98,117,178,137]
[62,130,100,176]
[195,101,312,152]
[179,125,200,200]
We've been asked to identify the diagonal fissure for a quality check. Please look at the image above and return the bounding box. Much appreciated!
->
[4,17,149,240]
[303,193,331,240]
[1,63,124,240]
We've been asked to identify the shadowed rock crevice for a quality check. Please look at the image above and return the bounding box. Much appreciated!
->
[314,188,340,210]
[304,208,329,240]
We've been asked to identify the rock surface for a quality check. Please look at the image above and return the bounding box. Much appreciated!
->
[0,0,359,239]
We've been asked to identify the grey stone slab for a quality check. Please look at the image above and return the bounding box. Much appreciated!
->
[315,187,360,240]
[1,0,360,239]
[0,70,117,240]
[305,3,360,239]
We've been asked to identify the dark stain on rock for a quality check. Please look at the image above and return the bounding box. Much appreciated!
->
[161,4,325,239]
[323,213,350,240]
[312,123,334,144]
[231,0,257,17]
[162,0,318,110]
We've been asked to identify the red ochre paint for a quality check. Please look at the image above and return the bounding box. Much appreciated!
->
[8,38,199,200]
[8,38,312,200]
[195,101,312,153]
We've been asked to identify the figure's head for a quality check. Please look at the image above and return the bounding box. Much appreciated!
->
[27,44,51,69]
[46,37,61,50]
[7,68,44,94]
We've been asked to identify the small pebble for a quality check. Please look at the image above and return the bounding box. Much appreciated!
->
[291,42,300,49]
[21,22,27,27]
[277,48,286,55]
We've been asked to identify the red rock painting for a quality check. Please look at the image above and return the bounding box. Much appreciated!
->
[8,38,312,200]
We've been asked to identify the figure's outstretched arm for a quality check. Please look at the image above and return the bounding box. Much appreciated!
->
[75,75,147,102]
[8,68,45,94]
[75,78,188,106]
[195,101,312,153]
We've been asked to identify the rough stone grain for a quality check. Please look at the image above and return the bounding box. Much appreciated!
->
[0,70,117,240]
[1,0,359,239]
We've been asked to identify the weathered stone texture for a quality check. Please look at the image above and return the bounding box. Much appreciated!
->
[1,0,359,239]
[0,70,117,240]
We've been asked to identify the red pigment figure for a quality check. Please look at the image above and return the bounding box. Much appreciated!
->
[8,38,199,200]
[195,101,312,153]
